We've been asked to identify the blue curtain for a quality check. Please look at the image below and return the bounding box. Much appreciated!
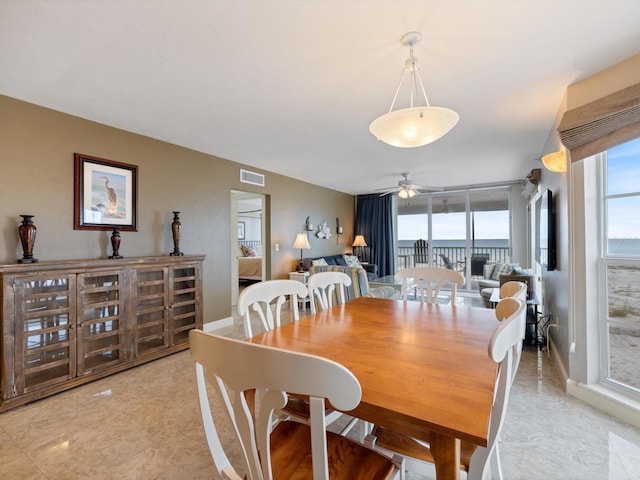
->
[355,194,395,277]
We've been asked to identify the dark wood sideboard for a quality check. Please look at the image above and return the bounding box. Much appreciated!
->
[0,255,204,412]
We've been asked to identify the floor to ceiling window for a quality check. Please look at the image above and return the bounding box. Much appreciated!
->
[396,187,512,290]
[601,137,640,396]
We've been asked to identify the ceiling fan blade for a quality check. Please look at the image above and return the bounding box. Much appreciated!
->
[374,186,399,193]
[414,184,444,192]
[378,190,396,197]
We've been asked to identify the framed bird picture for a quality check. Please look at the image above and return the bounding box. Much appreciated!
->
[74,153,138,231]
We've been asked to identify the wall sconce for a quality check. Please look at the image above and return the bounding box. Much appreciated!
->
[274,242,280,251]
[336,217,343,235]
[304,216,314,231]
[541,150,567,173]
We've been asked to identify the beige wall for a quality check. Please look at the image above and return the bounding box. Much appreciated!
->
[0,95,354,323]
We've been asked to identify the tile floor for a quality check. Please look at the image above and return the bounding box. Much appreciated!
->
[1,307,639,479]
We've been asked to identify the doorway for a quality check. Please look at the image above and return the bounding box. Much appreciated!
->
[231,191,266,307]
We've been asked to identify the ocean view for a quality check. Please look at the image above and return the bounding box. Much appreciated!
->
[398,238,640,255]
[609,238,640,255]
[398,239,509,248]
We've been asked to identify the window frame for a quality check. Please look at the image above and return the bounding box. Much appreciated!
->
[598,142,640,399]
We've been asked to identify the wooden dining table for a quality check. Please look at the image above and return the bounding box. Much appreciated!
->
[248,296,500,480]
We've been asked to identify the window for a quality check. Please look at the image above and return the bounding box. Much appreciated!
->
[601,137,640,395]
[396,188,511,289]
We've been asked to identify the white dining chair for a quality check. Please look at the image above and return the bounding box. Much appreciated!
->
[499,280,527,302]
[365,297,526,480]
[189,330,399,480]
[238,279,308,338]
[237,278,356,433]
[394,266,465,305]
[307,271,352,314]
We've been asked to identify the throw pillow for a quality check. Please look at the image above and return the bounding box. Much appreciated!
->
[490,262,514,281]
[240,245,256,257]
[343,254,362,268]
[311,258,328,267]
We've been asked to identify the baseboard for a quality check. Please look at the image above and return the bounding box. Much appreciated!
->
[548,337,640,429]
[203,317,233,332]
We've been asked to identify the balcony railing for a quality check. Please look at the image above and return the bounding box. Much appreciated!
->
[397,245,510,275]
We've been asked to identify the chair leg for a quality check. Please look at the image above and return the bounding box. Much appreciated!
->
[490,443,503,480]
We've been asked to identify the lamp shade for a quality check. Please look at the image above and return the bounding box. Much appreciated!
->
[352,235,367,247]
[293,233,311,250]
[541,150,567,173]
[369,106,459,148]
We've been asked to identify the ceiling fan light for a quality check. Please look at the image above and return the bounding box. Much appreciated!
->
[398,188,409,199]
[369,106,459,148]
[407,188,416,198]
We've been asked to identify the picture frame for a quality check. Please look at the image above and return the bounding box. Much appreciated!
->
[74,153,138,231]
[237,221,245,240]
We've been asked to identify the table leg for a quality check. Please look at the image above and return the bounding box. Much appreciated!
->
[429,431,460,480]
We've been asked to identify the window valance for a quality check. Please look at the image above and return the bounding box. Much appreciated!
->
[558,82,640,161]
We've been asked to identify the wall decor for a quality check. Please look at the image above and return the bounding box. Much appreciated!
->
[74,153,138,231]
[237,221,245,240]
[109,227,123,259]
[170,211,184,256]
[17,215,38,263]
[316,219,331,239]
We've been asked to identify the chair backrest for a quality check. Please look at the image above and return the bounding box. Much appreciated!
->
[413,239,429,265]
[439,254,454,270]
[307,271,352,314]
[499,273,534,300]
[189,330,362,480]
[495,295,527,380]
[394,266,465,304]
[238,280,308,337]
[500,281,527,302]
[468,297,526,479]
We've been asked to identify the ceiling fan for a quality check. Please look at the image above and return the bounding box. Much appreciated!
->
[375,173,443,198]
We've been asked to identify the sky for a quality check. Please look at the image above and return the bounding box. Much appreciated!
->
[398,210,509,241]
[607,137,640,239]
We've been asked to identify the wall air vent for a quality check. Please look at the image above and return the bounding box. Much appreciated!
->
[240,169,265,187]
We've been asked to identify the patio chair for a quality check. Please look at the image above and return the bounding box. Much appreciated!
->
[439,254,465,272]
[413,239,429,266]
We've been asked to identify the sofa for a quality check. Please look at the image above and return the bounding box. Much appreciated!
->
[308,264,396,301]
[302,254,379,281]
[478,262,535,308]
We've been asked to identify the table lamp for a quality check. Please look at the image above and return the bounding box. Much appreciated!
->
[352,234,367,261]
[293,233,311,272]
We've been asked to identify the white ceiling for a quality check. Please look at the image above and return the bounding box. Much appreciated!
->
[2,1,640,195]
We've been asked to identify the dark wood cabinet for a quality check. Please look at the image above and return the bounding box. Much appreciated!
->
[0,255,204,412]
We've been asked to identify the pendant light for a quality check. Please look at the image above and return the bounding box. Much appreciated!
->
[369,31,459,148]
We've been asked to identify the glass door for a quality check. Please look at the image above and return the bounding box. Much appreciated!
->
[396,188,511,291]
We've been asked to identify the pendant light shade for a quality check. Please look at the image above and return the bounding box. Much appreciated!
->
[370,32,459,148]
[370,106,459,148]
